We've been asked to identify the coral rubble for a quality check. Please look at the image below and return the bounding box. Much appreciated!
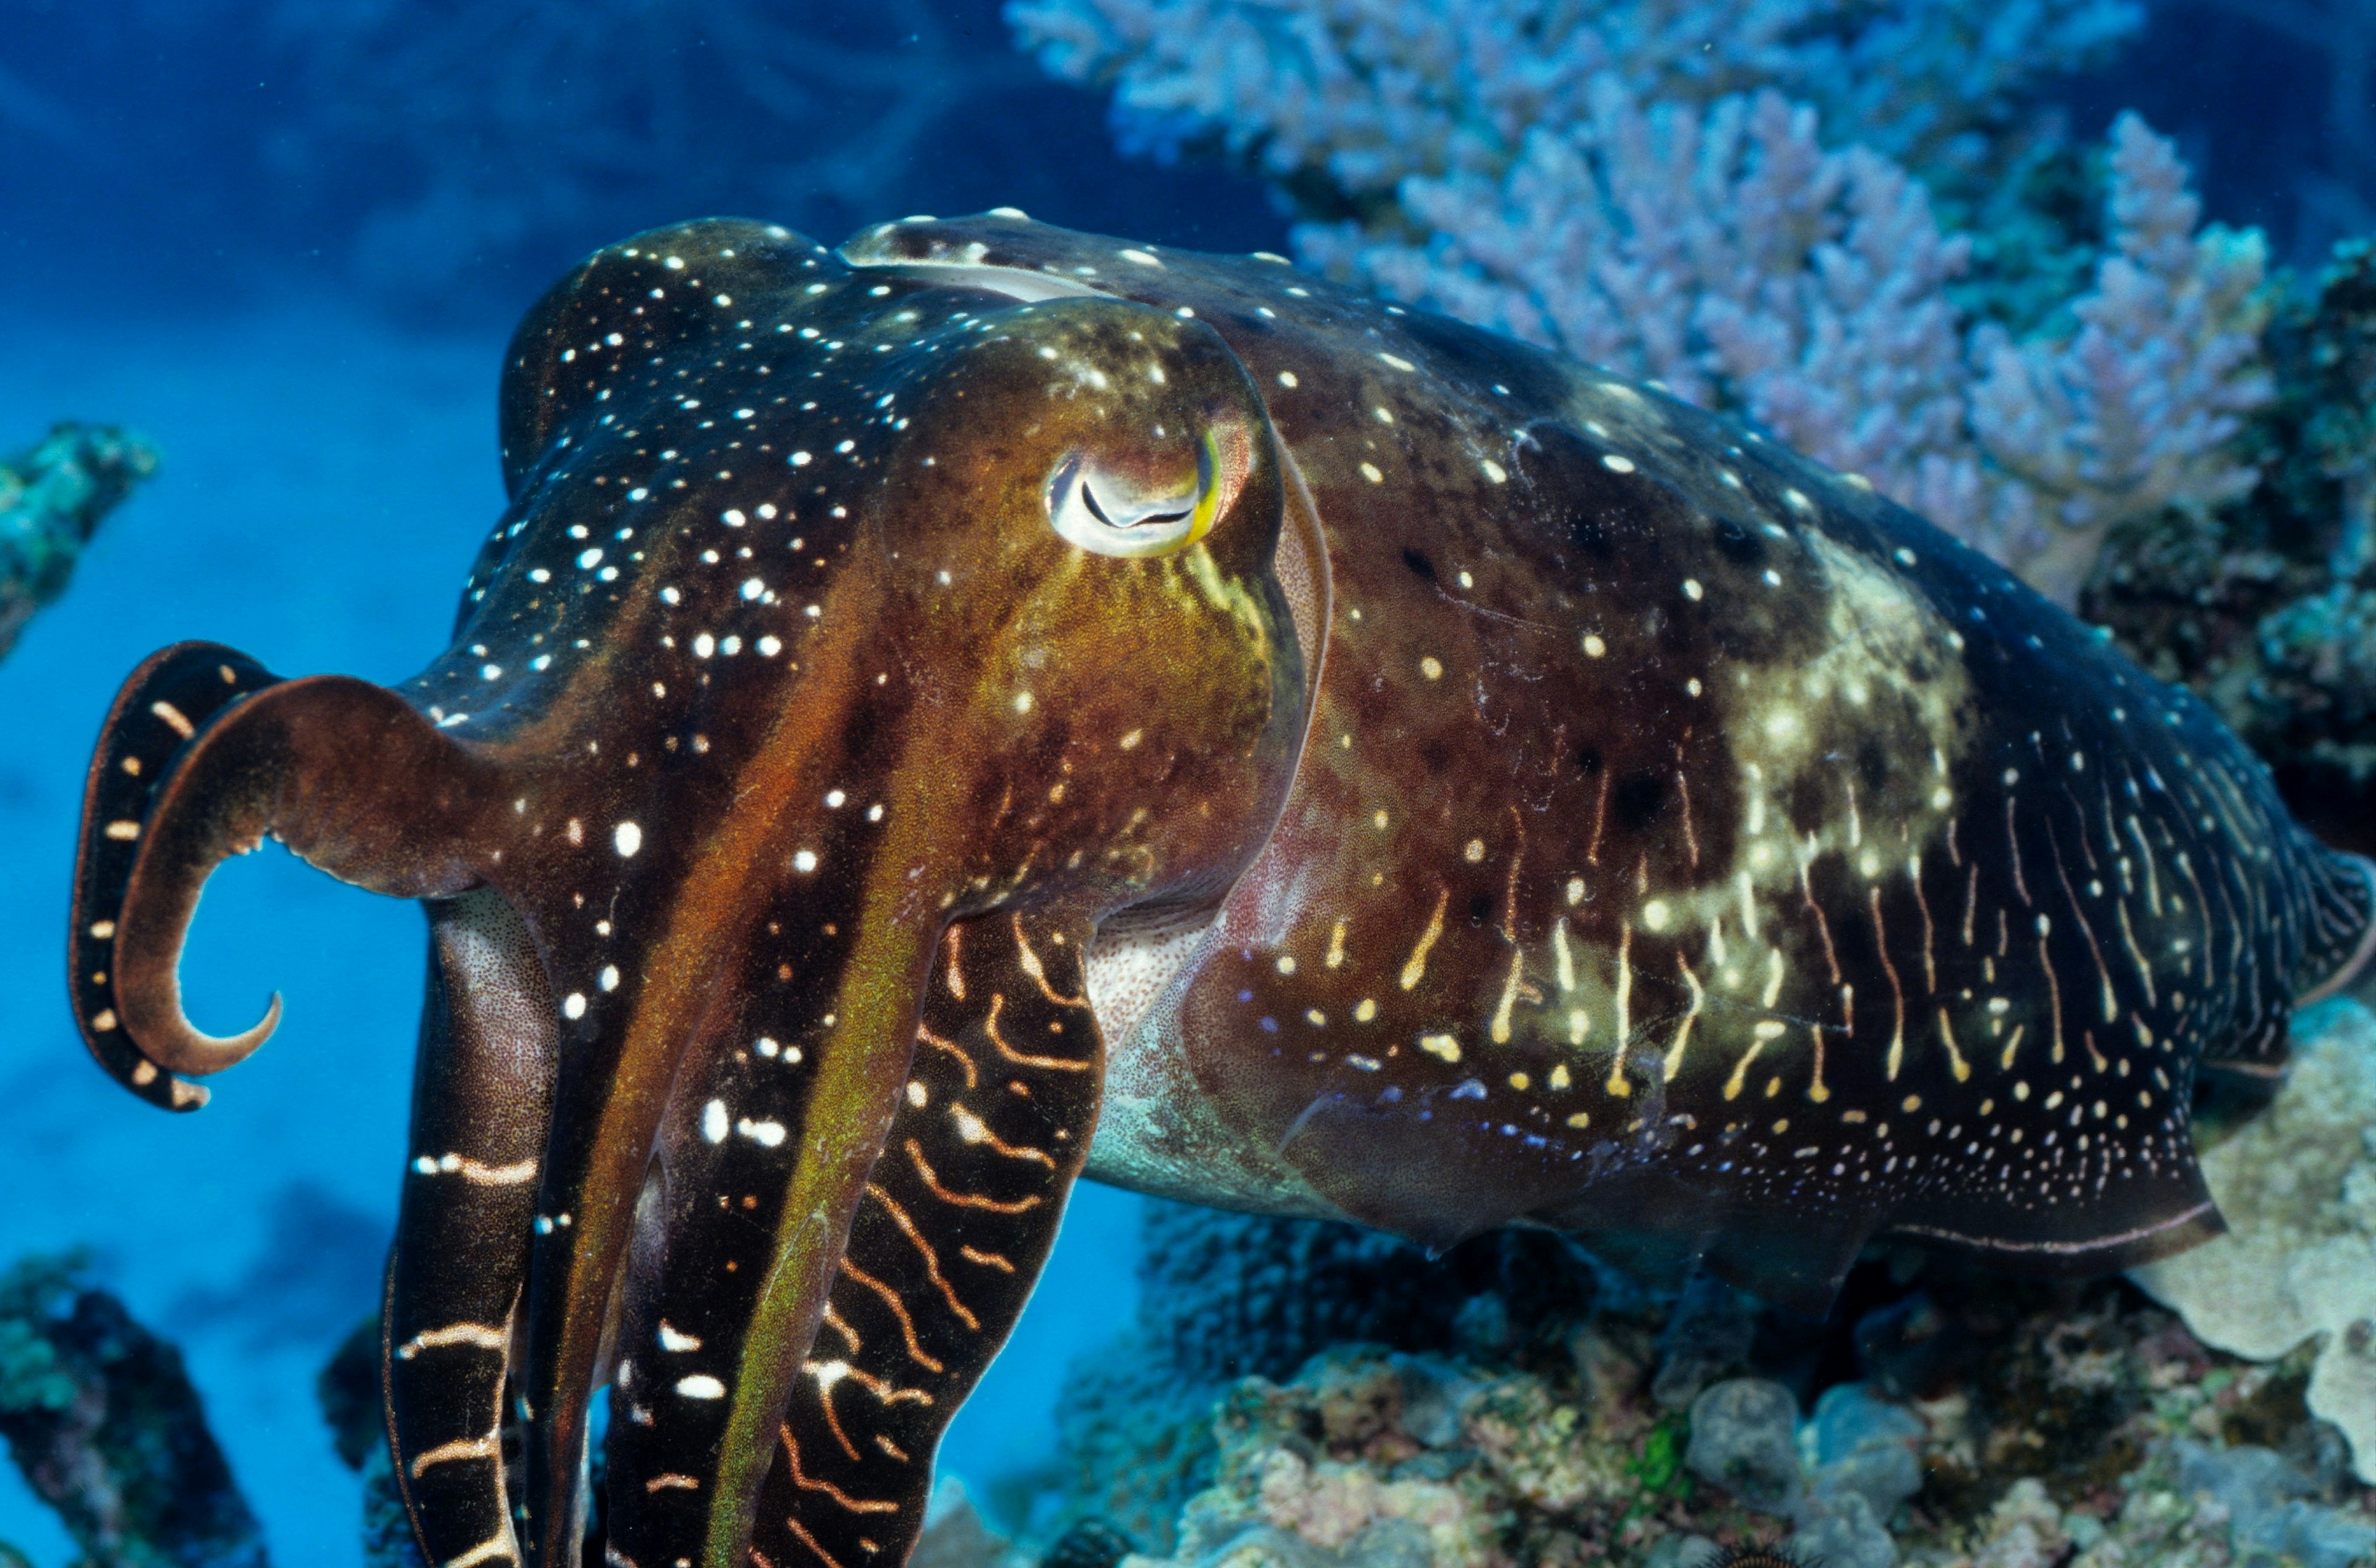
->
[2132,997,2376,1486]
[0,1254,269,1568]
[1052,1202,1608,1551]
[1048,1198,2376,1567]
[0,422,157,663]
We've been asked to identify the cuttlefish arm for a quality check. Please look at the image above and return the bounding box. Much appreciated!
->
[598,910,1104,1568]
[383,886,557,1568]
[68,641,499,1108]
[762,910,1101,1568]
[72,218,1308,1568]
[67,642,557,1566]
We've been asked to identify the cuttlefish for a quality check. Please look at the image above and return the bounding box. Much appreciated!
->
[68,214,2376,1568]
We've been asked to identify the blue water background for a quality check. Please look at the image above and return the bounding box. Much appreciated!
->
[0,1,2333,1562]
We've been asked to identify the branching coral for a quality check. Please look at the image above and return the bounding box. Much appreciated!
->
[2080,238,2376,850]
[1008,0,2141,197]
[1009,0,2270,601]
[1966,116,2273,600]
[1309,100,2268,601]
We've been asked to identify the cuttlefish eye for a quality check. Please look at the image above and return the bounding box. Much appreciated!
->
[1046,424,1233,558]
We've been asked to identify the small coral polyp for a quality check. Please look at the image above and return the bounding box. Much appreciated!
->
[63,212,2376,1568]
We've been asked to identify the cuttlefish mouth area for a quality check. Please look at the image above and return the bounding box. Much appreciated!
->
[63,218,1311,1568]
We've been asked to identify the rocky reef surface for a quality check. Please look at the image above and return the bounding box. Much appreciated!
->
[2134,998,2376,1489]
[1010,1007,2376,1568]
[0,1254,268,1568]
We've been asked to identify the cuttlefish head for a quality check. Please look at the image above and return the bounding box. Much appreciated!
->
[66,220,1306,1568]
[815,288,1305,920]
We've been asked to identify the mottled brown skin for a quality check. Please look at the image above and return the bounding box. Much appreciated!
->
[65,213,2376,1568]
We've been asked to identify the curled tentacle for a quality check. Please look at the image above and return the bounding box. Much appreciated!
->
[70,642,503,1099]
[71,644,280,1109]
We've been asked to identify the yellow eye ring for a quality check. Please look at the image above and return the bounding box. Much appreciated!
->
[1183,426,1223,549]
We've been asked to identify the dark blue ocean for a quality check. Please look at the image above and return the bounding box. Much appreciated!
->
[0,2,2344,1562]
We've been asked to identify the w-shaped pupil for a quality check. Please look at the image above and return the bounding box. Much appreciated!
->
[1083,478,1189,529]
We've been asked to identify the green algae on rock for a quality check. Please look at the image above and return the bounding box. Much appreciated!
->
[0,423,158,663]
[2131,997,2376,1485]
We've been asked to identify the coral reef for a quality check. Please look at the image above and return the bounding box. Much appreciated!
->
[2132,997,2376,1484]
[1956,114,2270,601]
[2082,240,2376,853]
[0,422,158,663]
[1052,1202,1609,1549]
[1314,98,2263,600]
[1059,1261,2376,1568]
[1040,1517,1140,1568]
[1007,0,2138,200]
[1011,0,2376,791]
[1051,1027,2376,1568]
[1131,1188,1607,1387]
[0,1254,269,1568]
[1682,1377,1918,1567]
[1010,0,2264,601]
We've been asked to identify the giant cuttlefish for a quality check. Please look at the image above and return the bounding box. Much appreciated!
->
[67,214,2376,1568]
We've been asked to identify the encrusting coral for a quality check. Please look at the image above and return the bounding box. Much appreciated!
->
[1048,991,2376,1568]
[1007,0,2265,601]
[0,1254,268,1568]
[1047,1215,2376,1568]
[2132,997,2376,1488]
[0,422,157,663]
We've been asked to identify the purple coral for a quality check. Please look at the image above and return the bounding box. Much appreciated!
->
[1010,0,2143,190]
[1968,115,2273,598]
[1010,0,2268,600]
[1314,97,2268,601]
